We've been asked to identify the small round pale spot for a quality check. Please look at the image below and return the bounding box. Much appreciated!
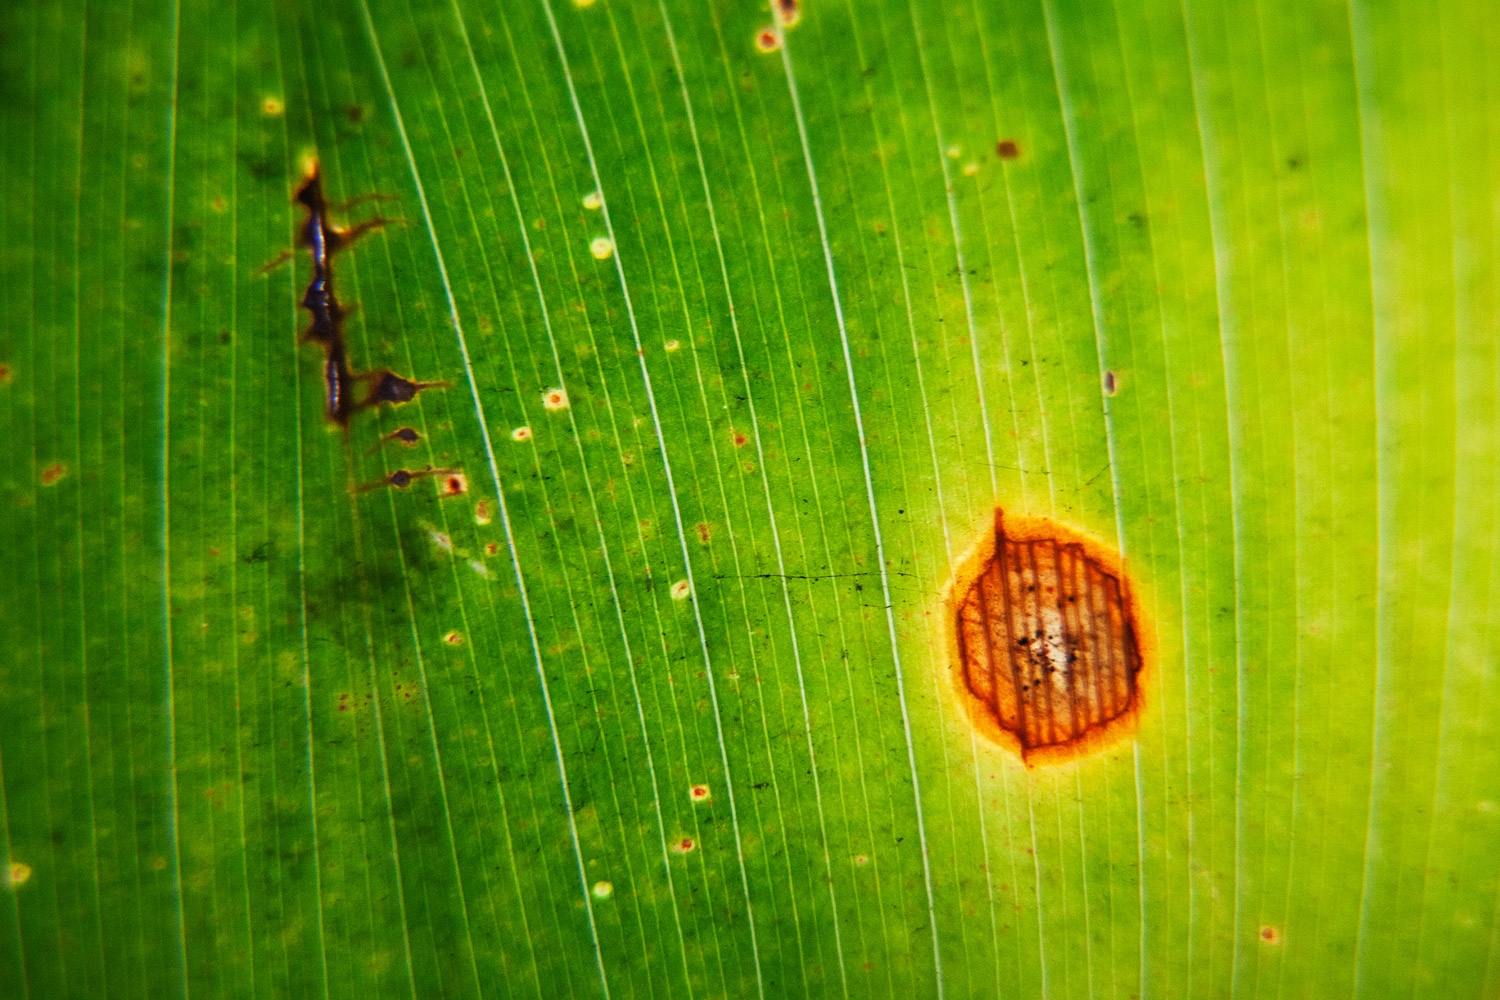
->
[590,236,614,260]
[592,880,613,898]
[962,162,980,176]
[7,861,31,886]
[670,580,691,601]
[664,339,680,352]
[690,784,711,803]
[854,854,869,867]
[945,144,962,159]
[543,388,570,411]
[511,425,533,441]
[754,28,781,53]
[582,191,602,211]
[261,96,285,116]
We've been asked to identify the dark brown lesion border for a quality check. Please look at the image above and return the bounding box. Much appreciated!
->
[943,508,1154,767]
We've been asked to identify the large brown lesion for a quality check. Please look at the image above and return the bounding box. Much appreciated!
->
[947,509,1148,766]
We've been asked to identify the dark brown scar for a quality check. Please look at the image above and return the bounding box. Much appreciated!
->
[270,160,444,428]
[950,509,1148,765]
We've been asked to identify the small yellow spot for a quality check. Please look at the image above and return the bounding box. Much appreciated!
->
[582,191,602,210]
[7,861,31,886]
[946,144,962,159]
[261,96,284,117]
[962,162,980,176]
[854,854,869,866]
[690,784,711,803]
[149,856,167,871]
[575,0,595,6]
[592,880,613,898]
[511,426,533,442]
[590,236,614,260]
[670,580,691,601]
[543,388,570,411]
[754,28,781,53]
[664,340,680,352]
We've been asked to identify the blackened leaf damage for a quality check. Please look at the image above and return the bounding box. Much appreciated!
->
[284,162,446,427]
[354,465,462,494]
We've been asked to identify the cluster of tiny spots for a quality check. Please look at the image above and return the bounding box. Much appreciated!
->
[543,388,569,411]
[261,96,284,116]
[392,680,417,703]
[689,784,711,803]
[582,191,602,211]
[443,631,464,646]
[592,881,613,898]
[670,580,691,601]
[589,236,614,260]
[511,425,533,442]
[754,29,781,53]
[336,692,374,713]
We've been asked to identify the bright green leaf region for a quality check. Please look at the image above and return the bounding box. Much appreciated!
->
[1,0,1496,996]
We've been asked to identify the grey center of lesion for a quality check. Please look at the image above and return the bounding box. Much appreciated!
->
[955,511,1142,754]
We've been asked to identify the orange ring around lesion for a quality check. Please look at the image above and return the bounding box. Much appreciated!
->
[940,508,1157,768]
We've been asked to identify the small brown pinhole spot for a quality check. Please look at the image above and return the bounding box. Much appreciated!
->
[755,28,781,53]
[40,462,67,487]
[944,508,1152,767]
[485,542,499,556]
[1103,371,1117,396]
[443,631,464,646]
[0,364,11,384]
[854,854,869,867]
[440,473,468,497]
[690,784,711,802]
[996,139,1020,160]
[1260,925,1282,945]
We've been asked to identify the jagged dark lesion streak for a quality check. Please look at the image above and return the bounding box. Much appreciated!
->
[269,161,451,429]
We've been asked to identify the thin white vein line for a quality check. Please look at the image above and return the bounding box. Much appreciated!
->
[1406,6,1463,989]
[774,25,945,997]
[69,1,108,983]
[355,6,611,996]
[418,14,663,985]
[1349,2,1391,993]
[658,6,850,996]
[536,6,766,996]
[903,7,1000,499]
[156,0,189,992]
[227,8,256,984]
[595,7,810,987]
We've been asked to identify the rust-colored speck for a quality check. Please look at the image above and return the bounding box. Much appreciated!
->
[443,631,464,645]
[0,364,10,384]
[674,837,696,854]
[755,29,781,53]
[485,542,499,556]
[1260,925,1282,944]
[947,509,1149,766]
[40,462,67,486]
[696,523,712,543]
[731,430,748,447]
[690,783,710,801]
[996,139,1020,160]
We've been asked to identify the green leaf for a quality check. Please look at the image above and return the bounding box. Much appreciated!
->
[2,0,1496,996]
